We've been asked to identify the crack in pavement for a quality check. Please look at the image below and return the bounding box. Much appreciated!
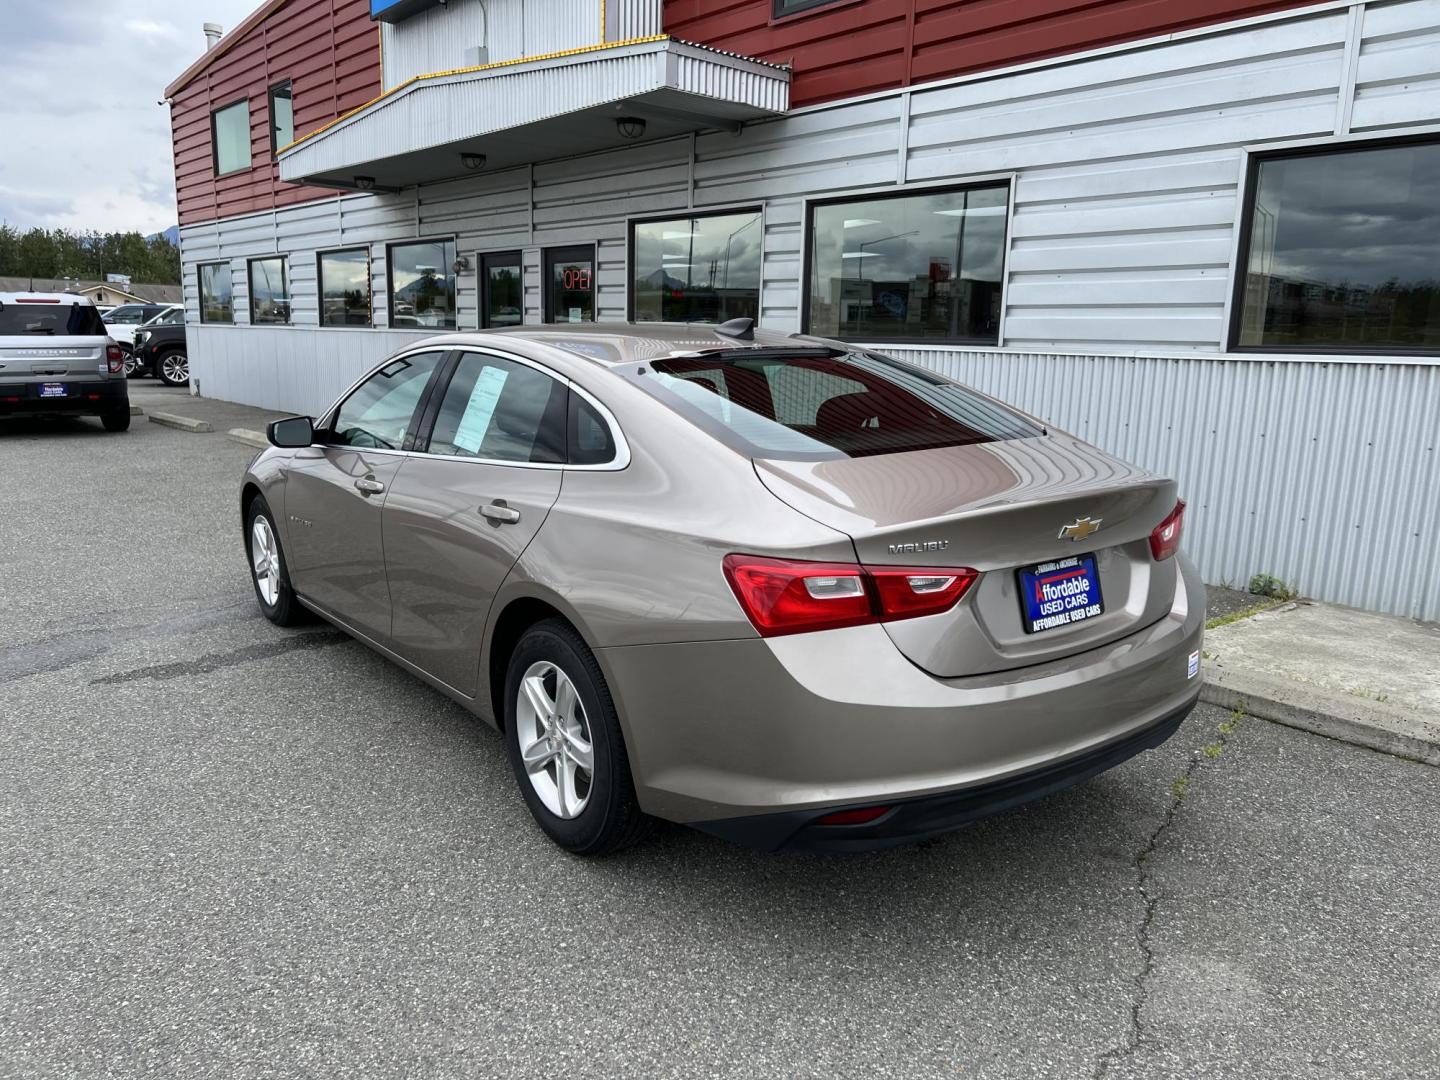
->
[90,630,348,684]
[1092,713,1245,1080]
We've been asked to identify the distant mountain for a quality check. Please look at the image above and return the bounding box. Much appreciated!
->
[147,226,181,246]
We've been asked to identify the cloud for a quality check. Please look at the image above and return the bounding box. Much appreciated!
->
[0,0,260,233]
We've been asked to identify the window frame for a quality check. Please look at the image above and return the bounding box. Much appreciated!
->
[247,255,291,326]
[542,244,598,324]
[800,176,1015,347]
[386,237,458,330]
[1226,132,1440,358]
[211,98,252,177]
[197,263,235,325]
[316,246,374,328]
[478,249,524,330]
[772,0,845,18]
[626,205,764,324]
[268,80,294,157]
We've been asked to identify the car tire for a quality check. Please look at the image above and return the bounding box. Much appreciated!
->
[101,410,131,432]
[157,350,190,387]
[122,348,141,378]
[245,496,310,627]
[504,619,654,855]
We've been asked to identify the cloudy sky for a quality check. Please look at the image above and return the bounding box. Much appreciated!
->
[0,1,259,235]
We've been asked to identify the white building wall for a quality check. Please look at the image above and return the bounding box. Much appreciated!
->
[180,0,1440,619]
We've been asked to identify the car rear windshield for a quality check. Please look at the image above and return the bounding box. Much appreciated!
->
[627,349,1043,460]
[0,303,107,336]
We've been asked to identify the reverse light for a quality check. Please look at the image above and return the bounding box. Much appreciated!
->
[722,554,979,638]
[105,343,125,374]
[1149,499,1187,561]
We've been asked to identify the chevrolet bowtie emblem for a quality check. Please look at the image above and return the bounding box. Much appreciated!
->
[1058,516,1102,542]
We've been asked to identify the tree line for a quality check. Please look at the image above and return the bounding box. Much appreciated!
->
[0,225,181,285]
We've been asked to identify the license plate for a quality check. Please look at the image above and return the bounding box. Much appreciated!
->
[39,383,67,398]
[1018,554,1104,634]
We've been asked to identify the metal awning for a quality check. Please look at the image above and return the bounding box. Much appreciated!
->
[278,38,790,190]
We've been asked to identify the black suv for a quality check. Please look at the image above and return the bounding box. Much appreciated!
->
[131,315,189,387]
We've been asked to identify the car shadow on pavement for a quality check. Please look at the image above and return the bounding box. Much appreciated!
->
[0,416,116,438]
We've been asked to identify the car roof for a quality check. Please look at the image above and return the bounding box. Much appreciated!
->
[400,322,847,368]
[0,292,95,306]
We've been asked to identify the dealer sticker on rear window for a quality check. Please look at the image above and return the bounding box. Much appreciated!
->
[1018,554,1104,634]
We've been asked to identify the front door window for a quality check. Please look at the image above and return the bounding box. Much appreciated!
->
[329,352,444,449]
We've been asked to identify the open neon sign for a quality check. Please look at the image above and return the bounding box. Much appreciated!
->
[562,266,593,291]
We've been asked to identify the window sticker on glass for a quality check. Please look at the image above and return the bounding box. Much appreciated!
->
[452,365,510,454]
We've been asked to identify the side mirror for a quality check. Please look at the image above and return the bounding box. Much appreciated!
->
[267,415,314,448]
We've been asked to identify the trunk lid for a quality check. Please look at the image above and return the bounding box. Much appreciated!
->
[755,434,1181,677]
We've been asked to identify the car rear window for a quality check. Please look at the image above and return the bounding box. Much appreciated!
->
[628,349,1042,460]
[0,303,107,337]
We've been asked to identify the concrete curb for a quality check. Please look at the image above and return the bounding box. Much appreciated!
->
[1200,665,1440,766]
[148,411,214,434]
[129,405,144,416]
[227,428,268,449]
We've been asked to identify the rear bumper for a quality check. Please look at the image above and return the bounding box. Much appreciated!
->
[695,694,1196,852]
[0,378,128,417]
[597,555,1205,843]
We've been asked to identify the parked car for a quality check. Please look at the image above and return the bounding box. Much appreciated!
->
[0,293,130,431]
[241,322,1204,855]
[103,303,181,356]
[130,310,189,385]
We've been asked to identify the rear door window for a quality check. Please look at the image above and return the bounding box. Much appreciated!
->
[0,303,106,336]
[425,353,567,464]
[631,350,1042,460]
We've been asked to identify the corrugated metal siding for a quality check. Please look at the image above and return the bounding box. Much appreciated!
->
[663,0,1322,108]
[608,0,664,41]
[170,0,381,226]
[885,347,1440,621]
[380,0,490,85]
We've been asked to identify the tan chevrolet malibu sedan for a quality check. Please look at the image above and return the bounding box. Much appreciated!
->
[241,321,1204,854]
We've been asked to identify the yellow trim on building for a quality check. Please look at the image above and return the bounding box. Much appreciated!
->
[279,34,670,157]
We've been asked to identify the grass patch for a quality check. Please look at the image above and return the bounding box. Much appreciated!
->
[1206,598,1284,630]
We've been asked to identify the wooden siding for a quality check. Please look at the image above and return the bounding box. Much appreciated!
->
[170,0,380,226]
[663,0,1321,107]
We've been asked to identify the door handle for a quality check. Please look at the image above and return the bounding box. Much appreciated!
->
[479,500,521,525]
[354,476,386,495]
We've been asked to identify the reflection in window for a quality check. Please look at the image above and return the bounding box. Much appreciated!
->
[807,184,1008,344]
[481,251,523,328]
[199,264,233,324]
[632,211,761,323]
[545,246,594,323]
[319,248,371,326]
[212,100,251,176]
[1237,139,1440,352]
[331,353,443,449]
[389,240,456,328]
[248,257,290,325]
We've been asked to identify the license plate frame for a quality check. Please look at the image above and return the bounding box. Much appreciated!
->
[39,382,68,399]
[1017,554,1104,634]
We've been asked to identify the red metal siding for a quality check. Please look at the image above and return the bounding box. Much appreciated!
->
[170,0,380,226]
[664,0,1320,108]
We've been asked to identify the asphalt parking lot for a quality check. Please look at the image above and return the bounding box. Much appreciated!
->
[2,386,1438,1079]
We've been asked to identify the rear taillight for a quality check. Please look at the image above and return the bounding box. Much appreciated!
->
[105,344,124,374]
[722,554,979,638]
[1149,499,1186,561]
[815,805,893,826]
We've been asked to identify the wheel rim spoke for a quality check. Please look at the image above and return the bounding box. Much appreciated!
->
[564,731,594,773]
[521,735,556,773]
[522,674,554,721]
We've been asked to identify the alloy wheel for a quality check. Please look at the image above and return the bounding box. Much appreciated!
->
[250,515,281,607]
[161,353,189,385]
[515,660,594,819]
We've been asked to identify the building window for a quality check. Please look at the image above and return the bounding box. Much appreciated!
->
[480,251,523,329]
[248,257,290,325]
[544,246,595,324]
[269,82,294,155]
[388,240,457,328]
[773,0,842,16]
[1233,137,1440,354]
[318,249,372,327]
[630,210,762,324]
[198,263,233,324]
[806,182,1009,345]
[212,100,251,176]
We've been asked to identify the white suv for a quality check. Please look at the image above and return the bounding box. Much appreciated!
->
[0,293,130,431]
